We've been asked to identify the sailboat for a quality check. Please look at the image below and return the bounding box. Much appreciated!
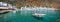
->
[32,7,46,17]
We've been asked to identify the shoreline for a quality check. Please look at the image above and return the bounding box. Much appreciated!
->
[17,8,60,10]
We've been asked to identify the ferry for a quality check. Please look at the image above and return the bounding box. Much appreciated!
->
[0,2,15,13]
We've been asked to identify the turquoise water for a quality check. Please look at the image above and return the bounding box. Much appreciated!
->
[0,10,60,22]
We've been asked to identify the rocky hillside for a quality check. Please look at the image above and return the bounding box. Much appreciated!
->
[1,0,60,10]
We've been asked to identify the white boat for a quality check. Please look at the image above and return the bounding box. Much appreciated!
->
[0,2,16,13]
[32,13,46,17]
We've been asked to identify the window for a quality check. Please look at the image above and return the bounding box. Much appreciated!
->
[0,2,8,7]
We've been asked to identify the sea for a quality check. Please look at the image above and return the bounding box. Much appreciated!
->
[0,9,60,22]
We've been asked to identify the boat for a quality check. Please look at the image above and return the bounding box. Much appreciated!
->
[0,2,16,14]
[32,13,46,17]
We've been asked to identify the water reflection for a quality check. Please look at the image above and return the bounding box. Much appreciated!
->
[32,16,43,20]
